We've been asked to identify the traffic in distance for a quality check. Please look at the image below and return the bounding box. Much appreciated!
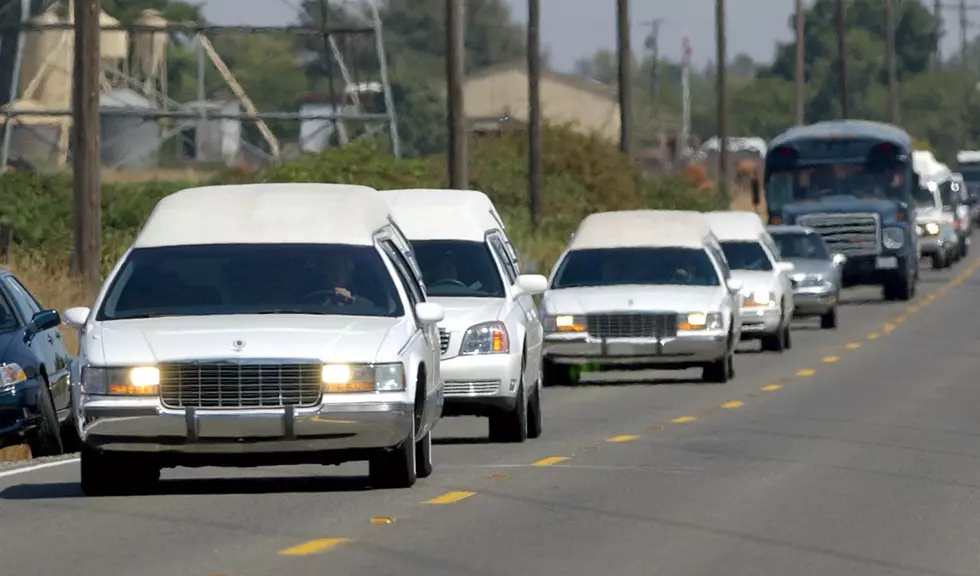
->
[2,119,978,499]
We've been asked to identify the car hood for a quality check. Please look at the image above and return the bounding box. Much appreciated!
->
[730,270,777,292]
[915,207,954,224]
[543,285,727,315]
[785,258,835,277]
[429,297,506,332]
[90,314,407,365]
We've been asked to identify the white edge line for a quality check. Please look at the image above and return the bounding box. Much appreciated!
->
[0,457,79,479]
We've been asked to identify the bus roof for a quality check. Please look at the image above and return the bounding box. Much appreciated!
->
[770,120,912,151]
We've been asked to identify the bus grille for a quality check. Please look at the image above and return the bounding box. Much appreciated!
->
[796,212,880,256]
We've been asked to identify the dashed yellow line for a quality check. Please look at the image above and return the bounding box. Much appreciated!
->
[370,517,394,524]
[907,305,918,313]
[845,342,861,350]
[720,401,744,409]
[491,473,510,479]
[532,456,569,466]
[279,538,352,556]
[822,356,839,363]
[894,315,906,324]
[882,323,895,333]
[671,416,696,423]
[867,332,879,340]
[761,384,783,391]
[796,368,816,377]
[607,434,640,443]
[424,491,476,504]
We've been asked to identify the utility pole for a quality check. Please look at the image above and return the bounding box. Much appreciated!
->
[836,0,848,118]
[643,19,665,118]
[715,0,729,203]
[527,0,541,227]
[886,0,899,123]
[616,0,632,156]
[960,0,968,74]
[446,0,467,189]
[794,0,805,125]
[72,0,102,289]
[934,0,943,70]
[680,37,692,162]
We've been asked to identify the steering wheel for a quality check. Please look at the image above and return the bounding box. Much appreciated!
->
[300,289,352,305]
[432,278,468,288]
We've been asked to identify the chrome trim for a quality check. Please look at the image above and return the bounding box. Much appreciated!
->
[796,212,881,256]
[158,359,323,410]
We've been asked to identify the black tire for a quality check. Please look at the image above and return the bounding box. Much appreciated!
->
[489,372,528,443]
[28,377,63,458]
[727,354,736,379]
[760,326,786,352]
[702,354,731,383]
[369,431,417,489]
[415,430,433,479]
[932,251,946,270]
[541,358,572,387]
[820,306,838,329]
[80,445,159,496]
[526,383,543,439]
[783,324,793,350]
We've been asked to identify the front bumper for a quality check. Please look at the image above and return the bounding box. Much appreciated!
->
[0,378,42,439]
[543,331,728,368]
[439,352,523,415]
[792,288,837,316]
[78,395,413,459]
[737,306,781,338]
[918,235,945,255]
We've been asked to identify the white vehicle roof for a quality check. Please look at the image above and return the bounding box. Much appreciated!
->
[133,183,391,248]
[382,188,504,242]
[703,210,767,241]
[957,150,980,164]
[568,210,713,250]
[913,150,950,182]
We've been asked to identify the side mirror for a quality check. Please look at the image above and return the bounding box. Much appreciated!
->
[515,274,548,295]
[775,261,795,273]
[415,302,444,325]
[832,253,847,265]
[63,306,91,329]
[27,309,60,335]
[726,279,743,293]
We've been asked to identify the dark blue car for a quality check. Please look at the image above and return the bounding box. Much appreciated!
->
[0,269,73,456]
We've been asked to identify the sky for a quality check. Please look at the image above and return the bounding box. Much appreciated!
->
[199,0,965,72]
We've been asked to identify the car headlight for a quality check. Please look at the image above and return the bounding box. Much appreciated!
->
[0,363,27,391]
[924,221,940,235]
[81,366,160,396]
[321,363,405,392]
[742,289,773,307]
[543,314,587,333]
[459,321,509,355]
[677,312,723,331]
[882,227,904,249]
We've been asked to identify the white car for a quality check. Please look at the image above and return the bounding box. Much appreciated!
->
[705,210,795,352]
[64,183,445,495]
[383,188,547,443]
[540,210,743,384]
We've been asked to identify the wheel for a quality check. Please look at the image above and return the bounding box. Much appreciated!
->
[369,431,417,489]
[80,445,159,496]
[488,370,528,443]
[702,354,731,383]
[28,377,63,458]
[727,354,735,379]
[820,306,838,329]
[932,251,946,270]
[541,358,572,387]
[415,430,433,479]
[760,326,787,352]
[783,324,792,350]
[526,383,543,439]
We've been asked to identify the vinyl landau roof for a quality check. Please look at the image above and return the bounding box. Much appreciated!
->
[770,120,913,150]
[382,189,505,242]
[568,210,713,250]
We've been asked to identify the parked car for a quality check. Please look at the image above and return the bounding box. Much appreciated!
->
[64,183,445,496]
[383,188,547,443]
[540,210,743,384]
[768,225,845,329]
[704,211,795,352]
[0,270,73,456]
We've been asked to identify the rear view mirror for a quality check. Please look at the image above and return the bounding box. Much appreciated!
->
[415,302,444,325]
[726,279,743,293]
[515,274,548,295]
[63,306,91,329]
[832,253,847,265]
[775,261,795,273]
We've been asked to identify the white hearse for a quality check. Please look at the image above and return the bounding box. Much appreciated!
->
[540,210,743,384]
[64,183,445,495]
[704,210,795,352]
[383,189,547,443]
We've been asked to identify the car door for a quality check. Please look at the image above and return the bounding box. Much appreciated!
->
[487,232,542,385]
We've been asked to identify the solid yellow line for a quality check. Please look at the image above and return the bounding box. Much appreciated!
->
[424,491,476,504]
[278,538,352,556]
[533,456,570,466]
[796,369,815,377]
[761,384,782,391]
[720,401,743,409]
[671,416,696,423]
[607,434,640,443]
[822,356,839,363]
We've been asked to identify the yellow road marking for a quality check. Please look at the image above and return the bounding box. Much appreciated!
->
[907,305,918,313]
[867,332,879,340]
[894,315,906,324]
[424,491,476,504]
[720,401,744,408]
[370,517,394,524]
[845,342,861,350]
[699,408,714,414]
[491,473,510,479]
[671,416,696,423]
[647,425,663,431]
[822,356,839,363]
[882,323,895,333]
[761,384,783,391]
[532,456,569,466]
[583,445,600,450]
[796,369,815,377]
[607,434,640,443]
[279,538,352,556]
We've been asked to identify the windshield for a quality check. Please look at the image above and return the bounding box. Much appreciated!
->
[97,244,405,321]
[913,185,937,208]
[939,181,958,210]
[552,247,720,289]
[767,162,909,212]
[771,232,831,260]
[411,240,505,298]
[719,241,774,271]
[957,166,980,184]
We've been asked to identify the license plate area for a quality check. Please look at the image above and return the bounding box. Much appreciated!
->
[875,256,898,269]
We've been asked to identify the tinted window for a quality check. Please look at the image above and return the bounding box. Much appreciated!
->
[97,244,404,321]
[720,241,774,271]
[771,232,831,260]
[412,240,505,298]
[0,290,18,332]
[551,247,720,288]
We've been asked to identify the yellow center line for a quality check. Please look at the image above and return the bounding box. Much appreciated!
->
[424,491,476,504]
[671,416,697,423]
[845,342,861,350]
[720,400,744,409]
[882,323,895,333]
[370,517,394,524]
[278,538,352,556]
[907,305,918,313]
[894,315,906,324]
[822,356,839,363]
[532,456,569,466]
[867,332,879,340]
[796,368,815,377]
[491,472,510,479]
[761,384,783,391]
[607,434,640,443]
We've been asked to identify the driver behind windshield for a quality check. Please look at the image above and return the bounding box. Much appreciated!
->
[317,255,358,303]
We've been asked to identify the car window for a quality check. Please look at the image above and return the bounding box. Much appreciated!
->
[552,247,721,288]
[411,240,506,298]
[706,244,731,279]
[487,235,518,283]
[97,243,405,321]
[6,277,41,314]
[719,241,775,271]
[771,232,831,260]
[380,239,424,305]
[0,290,19,332]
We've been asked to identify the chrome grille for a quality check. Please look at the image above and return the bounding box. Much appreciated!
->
[438,328,450,354]
[586,313,678,339]
[159,362,323,409]
[443,380,500,396]
[796,212,880,256]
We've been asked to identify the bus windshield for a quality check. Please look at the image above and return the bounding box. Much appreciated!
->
[767,162,909,214]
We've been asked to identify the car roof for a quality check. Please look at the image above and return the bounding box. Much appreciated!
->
[766,224,816,235]
[770,120,912,150]
[704,210,768,241]
[382,188,503,242]
[568,210,713,250]
[133,183,391,248]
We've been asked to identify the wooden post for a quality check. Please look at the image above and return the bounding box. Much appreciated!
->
[72,0,102,290]
[527,0,541,227]
[446,0,467,189]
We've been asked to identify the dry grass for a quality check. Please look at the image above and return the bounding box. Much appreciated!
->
[101,168,217,183]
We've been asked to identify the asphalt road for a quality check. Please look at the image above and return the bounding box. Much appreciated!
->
[2,255,979,576]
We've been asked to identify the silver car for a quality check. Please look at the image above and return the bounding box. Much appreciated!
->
[768,225,845,329]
